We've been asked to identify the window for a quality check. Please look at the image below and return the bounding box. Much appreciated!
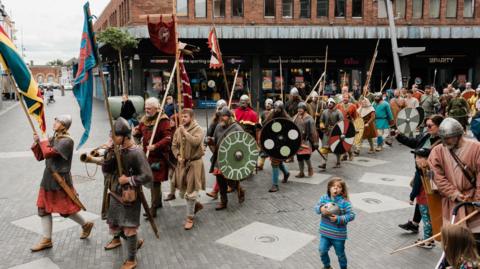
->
[317,0,328,17]
[282,0,293,17]
[195,0,206,17]
[378,0,387,18]
[214,0,225,17]
[177,0,188,16]
[464,0,475,17]
[300,0,311,18]
[446,0,457,17]
[412,0,423,18]
[335,0,346,17]
[232,0,244,17]
[395,0,406,18]
[352,0,362,17]
[265,0,275,17]
[429,0,440,18]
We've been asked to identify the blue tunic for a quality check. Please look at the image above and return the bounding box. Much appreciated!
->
[373,101,393,130]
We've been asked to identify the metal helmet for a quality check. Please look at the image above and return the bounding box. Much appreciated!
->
[114,117,132,137]
[54,114,72,130]
[240,94,250,106]
[274,100,284,110]
[219,106,232,117]
[374,92,382,99]
[327,98,336,105]
[297,102,307,111]
[309,91,319,98]
[438,117,464,139]
[264,98,273,108]
[216,99,227,110]
[290,87,299,97]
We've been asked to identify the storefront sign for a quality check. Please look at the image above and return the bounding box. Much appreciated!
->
[428,57,454,64]
[148,56,249,67]
[266,56,336,65]
[414,55,469,65]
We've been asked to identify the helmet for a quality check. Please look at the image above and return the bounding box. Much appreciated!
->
[274,100,284,110]
[114,117,132,137]
[438,118,464,139]
[374,92,382,99]
[216,99,227,110]
[55,114,72,130]
[327,98,336,105]
[290,87,299,97]
[219,106,232,117]
[297,102,307,111]
[309,91,319,98]
[264,98,273,108]
[240,94,250,102]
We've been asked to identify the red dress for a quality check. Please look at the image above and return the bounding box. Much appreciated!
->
[136,114,172,182]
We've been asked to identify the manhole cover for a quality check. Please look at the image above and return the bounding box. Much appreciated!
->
[254,234,279,244]
[362,198,382,204]
[72,175,95,184]
[358,159,369,162]
[380,177,395,182]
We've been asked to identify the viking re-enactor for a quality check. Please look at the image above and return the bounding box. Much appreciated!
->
[428,118,480,249]
[133,97,172,217]
[30,114,94,252]
[103,117,153,269]
[172,108,206,230]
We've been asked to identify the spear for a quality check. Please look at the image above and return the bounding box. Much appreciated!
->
[228,65,241,109]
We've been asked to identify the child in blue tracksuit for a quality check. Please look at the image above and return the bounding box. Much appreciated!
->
[314,177,355,269]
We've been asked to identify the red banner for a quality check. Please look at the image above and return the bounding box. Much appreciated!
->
[148,16,176,55]
[208,27,223,69]
[180,55,193,108]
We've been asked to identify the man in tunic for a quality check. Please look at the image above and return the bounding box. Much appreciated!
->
[318,98,344,169]
[373,92,393,152]
[286,87,302,117]
[234,94,258,137]
[102,118,153,269]
[447,91,470,130]
[355,98,377,155]
[405,89,420,108]
[209,107,245,210]
[172,109,206,230]
[390,89,406,124]
[420,85,440,119]
[336,93,357,161]
[30,115,94,252]
[133,97,172,217]
[293,102,319,177]
[428,118,480,248]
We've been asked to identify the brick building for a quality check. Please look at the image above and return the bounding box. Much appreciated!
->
[30,65,62,85]
[93,0,480,104]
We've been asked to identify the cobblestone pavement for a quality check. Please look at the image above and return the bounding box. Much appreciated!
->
[0,91,442,269]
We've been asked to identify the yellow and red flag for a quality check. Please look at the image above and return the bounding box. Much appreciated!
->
[0,25,46,133]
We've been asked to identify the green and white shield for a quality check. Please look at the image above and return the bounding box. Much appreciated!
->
[218,131,259,181]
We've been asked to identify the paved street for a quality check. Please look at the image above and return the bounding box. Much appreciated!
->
[0,91,442,269]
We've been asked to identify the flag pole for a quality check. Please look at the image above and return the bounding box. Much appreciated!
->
[7,73,37,135]
[214,26,231,100]
[279,56,283,102]
[173,1,184,160]
[228,65,241,109]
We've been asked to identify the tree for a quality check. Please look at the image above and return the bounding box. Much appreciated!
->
[47,59,64,66]
[97,27,139,96]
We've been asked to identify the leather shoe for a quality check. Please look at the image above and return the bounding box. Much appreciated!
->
[163,193,176,201]
[30,237,53,252]
[194,202,204,214]
[80,222,94,239]
[184,216,194,230]
[215,202,227,210]
[121,259,137,269]
[104,238,122,250]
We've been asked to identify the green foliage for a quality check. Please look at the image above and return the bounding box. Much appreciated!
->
[97,27,139,52]
[47,59,64,66]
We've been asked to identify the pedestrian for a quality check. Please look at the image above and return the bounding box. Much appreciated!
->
[428,118,480,252]
[30,114,94,252]
[405,89,420,108]
[293,102,319,177]
[447,91,470,130]
[355,98,377,155]
[410,148,435,249]
[133,97,172,217]
[420,85,440,119]
[234,94,258,137]
[440,224,480,269]
[315,177,355,269]
[120,94,137,126]
[163,95,178,118]
[257,98,273,170]
[373,92,393,151]
[318,98,343,170]
[208,107,246,210]
[285,87,302,117]
[102,117,153,269]
[395,115,444,234]
[336,92,358,161]
[171,108,206,230]
[264,100,291,192]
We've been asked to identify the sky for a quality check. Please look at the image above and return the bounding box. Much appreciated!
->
[3,0,110,65]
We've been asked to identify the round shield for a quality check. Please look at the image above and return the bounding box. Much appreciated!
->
[328,120,356,154]
[461,89,475,100]
[396,108,420,134]
[218,131,259,181]
[260,118,301,160]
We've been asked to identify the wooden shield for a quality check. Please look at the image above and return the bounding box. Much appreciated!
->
[218,131,259,181]
[260,118,302,160]
[396,108,420,135]
[328,120,356,154]
[462,89,476,100]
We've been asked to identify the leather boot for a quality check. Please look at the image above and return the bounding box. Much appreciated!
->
[80,222,94,239]
[31,237,53,252]
[295,172,305,178]
[121,259,137,269]
[215,201,227,210]
[163,193,176,201]
[104,237,122,250]
[184,216,194,230]
[194,202,204,214]
[308,167,314,177]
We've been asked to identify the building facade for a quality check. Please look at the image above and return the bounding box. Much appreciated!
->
[93,0,480,105]
[30,65,62,85]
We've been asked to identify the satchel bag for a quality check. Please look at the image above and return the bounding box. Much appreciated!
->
[121,184,137,203]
